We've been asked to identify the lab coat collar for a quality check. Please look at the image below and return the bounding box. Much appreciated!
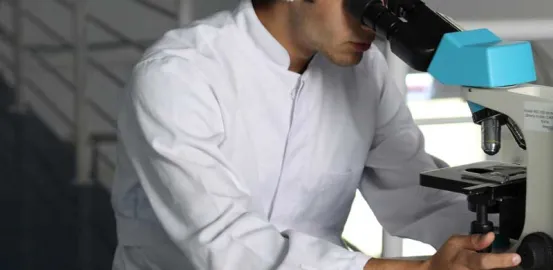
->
[235,0,292,69]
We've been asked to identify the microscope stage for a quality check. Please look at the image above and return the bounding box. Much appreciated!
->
[420,161,526,196]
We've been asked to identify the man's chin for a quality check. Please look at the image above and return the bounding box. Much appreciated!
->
[328,52,364,67]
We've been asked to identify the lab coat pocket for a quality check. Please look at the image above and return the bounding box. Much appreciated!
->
[301,168,361,226]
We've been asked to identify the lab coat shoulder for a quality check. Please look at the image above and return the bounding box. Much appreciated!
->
[124,9,241,139]
[360,45,389,90]
[135,9,238,78]
[142,9,235,59]
[356,44,422,158]
[359,45,402,128]
[346,45,395,127]
[125,51,226,151]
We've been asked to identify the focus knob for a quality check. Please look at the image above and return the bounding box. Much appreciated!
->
[516,232,553,270]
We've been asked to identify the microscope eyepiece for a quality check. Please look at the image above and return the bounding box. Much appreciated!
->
[345,0,403,38]
[344,0,459,71]
[344,0,375,24]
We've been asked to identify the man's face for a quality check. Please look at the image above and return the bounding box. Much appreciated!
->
[290,0,377,66]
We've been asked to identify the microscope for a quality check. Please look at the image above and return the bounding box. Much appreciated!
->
[346,0,553,269]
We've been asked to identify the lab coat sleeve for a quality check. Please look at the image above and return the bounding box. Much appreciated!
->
[360,56,475,250]
[119,57,371,270]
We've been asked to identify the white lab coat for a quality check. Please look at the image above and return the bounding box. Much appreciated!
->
[111,0,476,269]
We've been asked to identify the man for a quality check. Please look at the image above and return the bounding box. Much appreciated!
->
[111,0,522,269]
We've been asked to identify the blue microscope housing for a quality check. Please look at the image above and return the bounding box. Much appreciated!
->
[428,28,537,88]
[427,28,537,114]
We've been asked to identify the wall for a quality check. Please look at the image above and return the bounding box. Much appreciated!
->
[0,0,240,187]
[425,0,553,21]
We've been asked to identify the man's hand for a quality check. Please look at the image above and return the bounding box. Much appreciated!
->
[364,232,521,270]
[423,232,521,270]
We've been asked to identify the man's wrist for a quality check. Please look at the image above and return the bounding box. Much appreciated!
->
[363,257,428,270]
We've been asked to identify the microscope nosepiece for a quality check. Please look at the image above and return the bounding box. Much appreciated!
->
[482,118,501,155]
